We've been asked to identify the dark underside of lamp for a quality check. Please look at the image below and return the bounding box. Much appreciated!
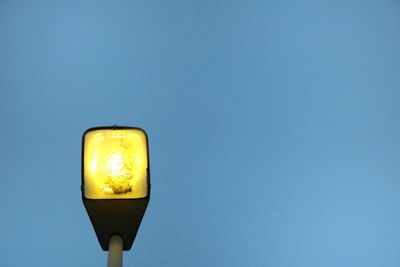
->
[83,197,149,251]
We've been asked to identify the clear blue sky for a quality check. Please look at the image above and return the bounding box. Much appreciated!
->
[1,0,400,266]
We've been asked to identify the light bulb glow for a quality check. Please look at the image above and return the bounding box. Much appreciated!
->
[83,128,149,199]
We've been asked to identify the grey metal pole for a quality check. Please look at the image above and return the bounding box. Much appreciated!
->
[107,235,123,267]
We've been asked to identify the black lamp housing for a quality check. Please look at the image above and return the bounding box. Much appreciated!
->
[81,126,150,251]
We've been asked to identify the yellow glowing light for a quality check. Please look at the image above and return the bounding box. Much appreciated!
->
[83,128,149,199]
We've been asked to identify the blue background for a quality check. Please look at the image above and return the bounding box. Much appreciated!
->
[1,0,400,266]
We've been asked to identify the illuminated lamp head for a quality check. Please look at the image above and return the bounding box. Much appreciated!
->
[81,126,150,251]
[83,127,149,199]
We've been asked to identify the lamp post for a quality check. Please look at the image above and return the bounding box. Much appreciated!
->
[81,126,150,267]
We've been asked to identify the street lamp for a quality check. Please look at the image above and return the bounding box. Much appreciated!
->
[81,126,150,267]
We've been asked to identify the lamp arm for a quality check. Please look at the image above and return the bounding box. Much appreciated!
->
[107,235,123,267]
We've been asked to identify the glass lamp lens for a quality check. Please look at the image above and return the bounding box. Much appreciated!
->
[83,128,149,199]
